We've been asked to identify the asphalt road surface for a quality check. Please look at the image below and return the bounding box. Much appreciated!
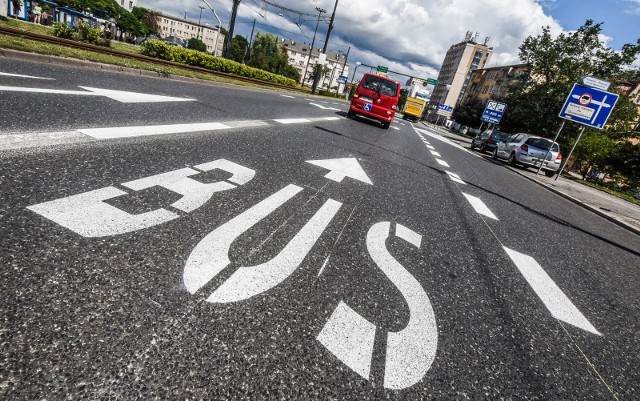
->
[2,58,639,400]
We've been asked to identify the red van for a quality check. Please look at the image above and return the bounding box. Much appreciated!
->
[347,73,401,129]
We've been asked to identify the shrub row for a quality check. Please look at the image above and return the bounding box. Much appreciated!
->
[141,40,298,87]
[53,22,110,47]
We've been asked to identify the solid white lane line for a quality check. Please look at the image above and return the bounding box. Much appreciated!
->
[0,72,55,80]
[436,159,450,168]
[430,151,441,157]
[461,193,498,220]
[280,94,295,98]
[79,122,232,139]
[446,171,466,185]
[503,247,601,336]
[274,118,312,124]
[310,103,341,111]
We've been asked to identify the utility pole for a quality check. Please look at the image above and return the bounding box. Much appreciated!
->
[246,18,256,63]
[302,7,325,88]
[197,6,205,41]
[225,0,241,59]
[312,0,339,95]
[339,46,350,93]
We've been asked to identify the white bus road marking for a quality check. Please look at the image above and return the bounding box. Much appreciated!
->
[446,171,466,185]
[436,159,450,168]
[0,72,55,80]
[503,247,601,336]
[461,193,498,220]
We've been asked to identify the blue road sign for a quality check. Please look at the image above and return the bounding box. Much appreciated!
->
[438,104,453,112]
[481,100,507,124]
[338,75,348,85]
[559,84,619,129]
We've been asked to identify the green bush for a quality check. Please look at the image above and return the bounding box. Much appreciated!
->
[77,22,109,47]
[141,40,298,87]
[52,22,74,40]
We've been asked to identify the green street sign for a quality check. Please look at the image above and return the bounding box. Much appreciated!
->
[377,65,389,73]
[427,78,439,86]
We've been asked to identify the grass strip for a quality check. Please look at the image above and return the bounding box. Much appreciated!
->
[563,174,640,206]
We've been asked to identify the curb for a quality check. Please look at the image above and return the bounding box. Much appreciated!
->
[508,167,640,237]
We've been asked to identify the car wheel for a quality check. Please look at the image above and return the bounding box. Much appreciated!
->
[347,110,354,119]
[545,170,555,177]
[492,148,498,160]
[479,143,486,153]
[470,142,475,150]
[508,152,517,166]
[381,121,390,129]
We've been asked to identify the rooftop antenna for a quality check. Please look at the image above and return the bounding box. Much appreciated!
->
[484,36,490,45]
[464,31,473,41]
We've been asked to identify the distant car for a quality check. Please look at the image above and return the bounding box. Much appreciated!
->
[493,133,562,177]
[347,73,400,129]
[470,130,511,153]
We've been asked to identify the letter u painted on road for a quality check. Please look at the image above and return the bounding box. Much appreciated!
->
[183,184,343,303]
[27,159,254,237]
[316,222,438,390]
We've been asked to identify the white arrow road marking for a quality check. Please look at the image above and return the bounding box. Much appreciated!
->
[436,159,450,168]
[0,72,55,80]
[503,247,601,335]
[306,158,373,185]
[446,171,466,185]
[462,193,498,220]
[310,102,341,111]
[207,198,342,303]
[0,85,195,103]
[318,222,437,390]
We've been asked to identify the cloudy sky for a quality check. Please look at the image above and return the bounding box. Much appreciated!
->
[138,0,640,81]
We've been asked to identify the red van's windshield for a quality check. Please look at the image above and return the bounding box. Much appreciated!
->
[361,75,399,97]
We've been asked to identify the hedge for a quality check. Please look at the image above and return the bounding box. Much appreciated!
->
[141,40,298,87]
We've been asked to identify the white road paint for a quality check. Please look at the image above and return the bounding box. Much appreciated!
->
[318,222,437,390]
[208,199,342,303]
[0,85,195,103]
[317,301,377,380]
[0,72,55,80]
[415,127,481,158]
[27,186,179,237]
[426,145,435,150]
[436,159,450,168]
[462,193,498,220]
[391,126,400,130]
[503,247,601,336]
[273,118,309,124]
[306,158,373,185]
[28,159,252,237]
[280,94,295,98]
[310,102,341,111]
[430,151,441,157]
[79,122,231,139]
[446,171,466,185]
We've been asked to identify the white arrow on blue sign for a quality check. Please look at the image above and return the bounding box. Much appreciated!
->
[559,84,619,129]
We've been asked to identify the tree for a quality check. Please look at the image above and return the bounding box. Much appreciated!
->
[187,38,207,52]
[132,6,159,36]
[247,33,299,81]
[452,98,485,128]
[229,35,249,63]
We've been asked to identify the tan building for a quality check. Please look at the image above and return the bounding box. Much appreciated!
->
[429,32,493,111]
[460,63,529,105]
[155,12,224,56]
[117,0,137,12]
[283,40,349,92]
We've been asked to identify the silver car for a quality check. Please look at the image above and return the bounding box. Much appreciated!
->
[493,133,562,177]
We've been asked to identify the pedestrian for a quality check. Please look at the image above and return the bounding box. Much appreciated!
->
[12,0,21,18]
[41,9,49,25]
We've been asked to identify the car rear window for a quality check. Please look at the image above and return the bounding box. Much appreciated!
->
[491,131,510,141]
[361,75,398,97]
[525,138,559,151]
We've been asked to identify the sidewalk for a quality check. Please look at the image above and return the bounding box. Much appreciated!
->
[420,122,640,236]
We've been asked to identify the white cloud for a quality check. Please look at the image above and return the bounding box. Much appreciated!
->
[138,0,564,80]
[624,0,640,15]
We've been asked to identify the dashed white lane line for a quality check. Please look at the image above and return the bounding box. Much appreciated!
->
[0,72,55,80]
[275,117,340,124]
[415,127,482,158]
[503,247,601,336]
[461,193,498,220]
[392,126,400,130]
[446,171,466,185]
[429,150,441,157]
[80,122,232,139]
[310,103,341,111]
[426,145,434,150]
[435,159,450,168]
[280,94,295,98]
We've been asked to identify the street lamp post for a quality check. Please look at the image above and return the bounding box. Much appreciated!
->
[201,0,222,56]
[197,6,205,41]
[347,61,362,99]
[302,7,325,88]
[312,0,339,95]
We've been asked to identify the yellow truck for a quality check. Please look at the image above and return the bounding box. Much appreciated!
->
[402,96,427,122]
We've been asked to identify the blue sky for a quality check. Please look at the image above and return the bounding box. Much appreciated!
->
[540,0,639,49]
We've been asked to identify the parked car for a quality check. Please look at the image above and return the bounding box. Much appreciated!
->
[470,130,511,153]
[493,133,562,177]
[347,73,400,129]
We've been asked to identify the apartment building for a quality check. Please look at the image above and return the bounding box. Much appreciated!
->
[459,63,529,105]
[155,11,224,56]
[429,32,493,111]
[117,0,137,12]
[283,40,349,92]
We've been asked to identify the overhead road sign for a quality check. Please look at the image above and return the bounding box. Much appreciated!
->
[427,78,439,86]
[481,100,507,124]
[376,65,389,73]
[559,84,619,129]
